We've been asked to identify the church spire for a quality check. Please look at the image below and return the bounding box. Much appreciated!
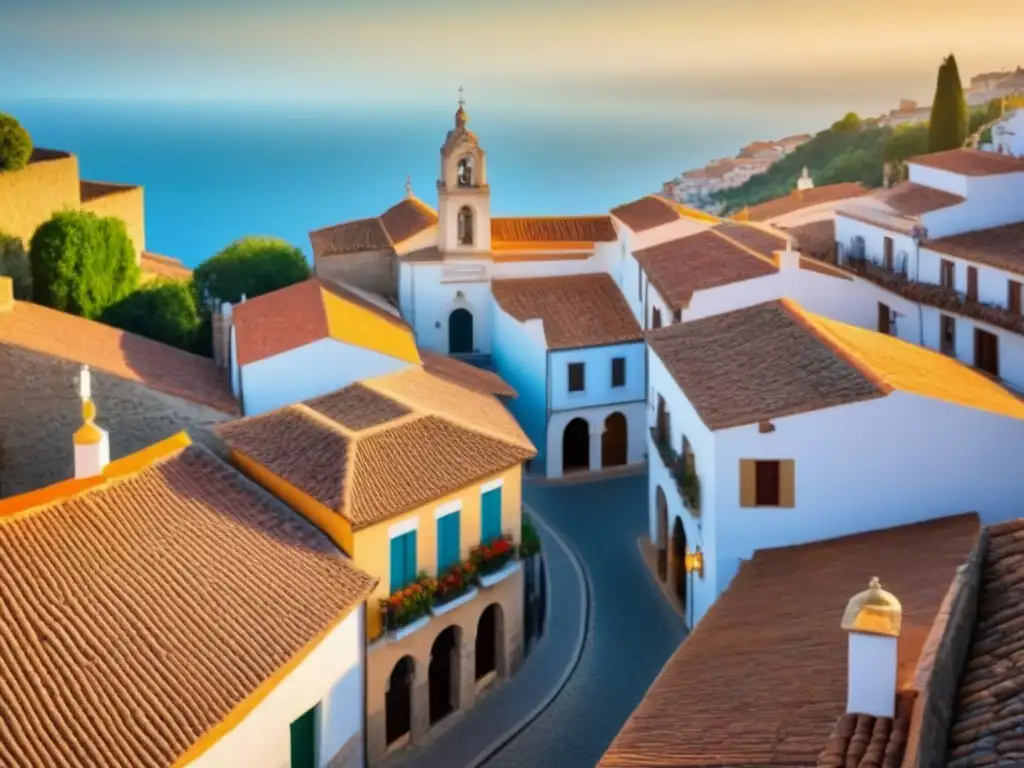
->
[405,175,413,198]
[455,86,468,128]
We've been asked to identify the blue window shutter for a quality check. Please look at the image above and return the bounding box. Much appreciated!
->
[481,488,502,543]
[438,512,461,570]
[390,536,404,593]
[405,530,417,585]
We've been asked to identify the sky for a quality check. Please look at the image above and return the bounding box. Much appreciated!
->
[2,0,1023,110]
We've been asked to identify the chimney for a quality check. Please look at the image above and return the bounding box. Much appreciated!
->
[796,166,814,191]
[211,301,233,369]
[840,576,902,718]
[0,275,13,313]
[773,238,801,271]
[73,365,110,479]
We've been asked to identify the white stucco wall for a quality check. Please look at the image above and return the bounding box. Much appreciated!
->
[191,606,365,768]
[491,305,549,469]
[241,338,411,416]
[917,304,1024,391]
[907,164,970,198]
[549,343,646,412]
[400,261,493,355]
[489,254,608,280]
[919,244,1024,306]
[921,173,1024,238]
[835,215,918,271]
[546,400,647,478]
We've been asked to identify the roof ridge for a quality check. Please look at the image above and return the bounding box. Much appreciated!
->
[707,227,780,268]
[777,299,894,396]
[293,403,357,438]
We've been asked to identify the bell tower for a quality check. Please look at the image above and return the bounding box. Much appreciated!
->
[437,88,491,254]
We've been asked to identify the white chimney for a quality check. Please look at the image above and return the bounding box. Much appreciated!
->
[797,166,814,191]
[840,576,902,718]
[773,238,801,271]
[73,365,110,479]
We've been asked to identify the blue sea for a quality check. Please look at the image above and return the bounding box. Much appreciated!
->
[5,94,904,267]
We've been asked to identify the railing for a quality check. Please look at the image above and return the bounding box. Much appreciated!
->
[839,246,909,279]
[649,428,701,516]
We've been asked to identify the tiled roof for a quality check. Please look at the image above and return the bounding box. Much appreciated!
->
[908,148,1024,176]
[0,433,376,768]
[380,197,438,244]
[140,251,192,280]
[0,300,237,413]
[419,350,517,398]
[611,195,682,232]
[217,367,535,530]
[632,228,777,312]
[490,216,617,245]
[79,179,138,202]
[599,514,980,768]
[878,182,965,216]
[648,299,1024,430]
[491,273,643,350]
[946,517,1024,766]
[308,217,391,257]
[717,221,850,280]
[784,219,838,258]
[926,221,1024,277]
[232,278,420,366]
[739,183,868,222]
[818,691,916,768]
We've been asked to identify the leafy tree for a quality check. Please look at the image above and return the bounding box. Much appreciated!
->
[0,231,32,299]
[831,112,862,132]
[101,279,203,352]
[928,54,968,152]
[192,236,311,308]
[29,210,139,319]
[0,113,32,173]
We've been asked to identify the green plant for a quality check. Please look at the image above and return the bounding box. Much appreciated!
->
[0,113,32,173]
[928,54,968,153]
[100,279,203,352]
[0,231,32,299]
[471,534,517,576]
[434,561,477,605]
[520,518,541,558]
[29,210,139,319]
[192,236,311,307]
[382,574,434,631]
[830,112,862,132]
[681,466,701,513]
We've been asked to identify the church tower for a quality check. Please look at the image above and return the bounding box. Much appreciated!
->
[437,89,491,254]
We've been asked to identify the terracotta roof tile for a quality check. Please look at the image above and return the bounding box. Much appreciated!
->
[740,183,868,222]
[908,148,1024,177]
[713,220,790,257]
[878,182,965,216]
[380,197,437,244]
[419,350,517,398]
[926,221,1024,277]
[0,436,376,768]
[817,691,916,768]
[217,370,535,530]
[717,221,850,281]
[784,219,838,258]
[611,195,682,232]
[139,251,193,280]
[309,217,391,257]
[491,273,642,350]
[632,228,777,311]
[0,301,236,413]
[600,514,980,768]
[490,216,617,243]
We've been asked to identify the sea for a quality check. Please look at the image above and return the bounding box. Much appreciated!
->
[5,93,907,268]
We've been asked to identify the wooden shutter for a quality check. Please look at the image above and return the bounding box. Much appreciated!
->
[437,512,461,570]
[967,267,978,300]
[405,530,417,584]
[390,535,405,593]
[482,488,502,542]
[290,706,317,768]
[779,460,796,507]
[739,460,756,507]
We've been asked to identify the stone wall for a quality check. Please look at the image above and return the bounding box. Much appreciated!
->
[80,182,147,258]
[0,152,81,245]
[0,345,231,497]
[903,529,987,768]
[316,248,397,299]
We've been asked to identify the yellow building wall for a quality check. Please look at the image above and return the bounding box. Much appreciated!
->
[355,464,523,641]
[80,185,147,258]
[0,154,81,245]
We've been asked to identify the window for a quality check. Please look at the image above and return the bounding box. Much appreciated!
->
[940,314,956,356]
[436,507,461,571]
[290,706,318,768]
[1010,280,1022,313]
[652,307,662,329]
[967,266,978,301]
[611,357,626,388]
[975,328,1000,377]
[389,530,418,592]
[481,483,502,543]
[755,461,781,506]
[940,259,955,289]
[877,302,892,335]
[568,362,585,392]
[457,206,474,246]
[672,309,682,323]
[883,237,894,271]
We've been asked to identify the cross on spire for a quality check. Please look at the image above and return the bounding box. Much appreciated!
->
[458,86,465,109]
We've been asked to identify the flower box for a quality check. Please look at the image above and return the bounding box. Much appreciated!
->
[389,614,430,641]
[431,587,479,617]
[471,535,517,577]
[479,560,521,589]
[382,576,433,634]
[433,562,478,607]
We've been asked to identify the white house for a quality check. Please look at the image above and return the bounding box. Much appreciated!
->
[991,105,1023,157]
[645,298,1024,629]
[491,272,646,478]
[0,369,377,768]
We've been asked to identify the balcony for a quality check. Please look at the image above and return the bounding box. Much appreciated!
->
[649,428,701,516]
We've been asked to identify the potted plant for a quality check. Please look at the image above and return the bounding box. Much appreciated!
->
[681,466,701,513]
[520,518,541,559]
[471,534,518,577]
[382,573,434,632]
[433,561,477,606]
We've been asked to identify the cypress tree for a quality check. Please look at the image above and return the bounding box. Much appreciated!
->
[928,54,968,152]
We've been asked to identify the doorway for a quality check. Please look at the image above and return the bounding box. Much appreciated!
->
[671,517,687,614]
[656,486,668,582]
[385,656,414,746]
[476,603,503,681]
[429,626,459,725]
[448,308,474,355]
[601,412,628,467]
[562,418,590,474]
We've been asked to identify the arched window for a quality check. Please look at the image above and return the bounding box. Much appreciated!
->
[457,156,474,186]
[457,206,474,246]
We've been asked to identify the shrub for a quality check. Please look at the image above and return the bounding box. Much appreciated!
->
[0,114,32,173]
[192,236,311,308]
[520,517,541,558]
[0,231,32,299]
[100,279,203,352]
[29,210,139,319]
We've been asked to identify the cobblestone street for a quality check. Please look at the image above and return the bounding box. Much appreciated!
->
[482,471,687,768]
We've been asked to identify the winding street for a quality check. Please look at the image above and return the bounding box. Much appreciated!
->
[483,471,687,768]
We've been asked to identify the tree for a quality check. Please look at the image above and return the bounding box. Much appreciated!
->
[0,113,32,173]
[0,231,32,299]
[884,123,930,164]
[29,210,139,319]
[831,112,862,132]
[192,236,311,308]
[928,54,968,153]
[100,279,203,352]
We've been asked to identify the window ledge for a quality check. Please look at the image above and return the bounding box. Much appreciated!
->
[388,614,431,642]
[479,560,522,589]
[430,587,479,617]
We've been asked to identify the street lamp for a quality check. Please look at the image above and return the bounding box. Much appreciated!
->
[684,546,704,579]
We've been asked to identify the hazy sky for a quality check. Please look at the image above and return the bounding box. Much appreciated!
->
[3,0,1023,108]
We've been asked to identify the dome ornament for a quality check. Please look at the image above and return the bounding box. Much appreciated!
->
[840,576,902,637]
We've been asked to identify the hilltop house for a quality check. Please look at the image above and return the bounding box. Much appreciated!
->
[0,368,376,768]
[645,299,1024,628]
[215,365,536,765]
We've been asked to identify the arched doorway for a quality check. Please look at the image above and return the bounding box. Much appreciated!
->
[601,412,628,468]
[671,517,687,615]
[476,603,504,681]
[562,418,590,474]
[385,656,415,746]
[429,626,459,725]
[656,486,668,582]
[448,308,474,355]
